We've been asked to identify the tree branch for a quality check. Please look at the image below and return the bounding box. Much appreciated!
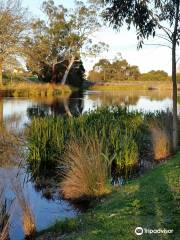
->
[144,43,172,49]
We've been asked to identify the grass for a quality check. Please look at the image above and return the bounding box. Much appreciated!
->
[151,127,171,160]
[13,181,36,238]
[61,137,111,200]
[0,82,71,98]
[89,81,180,91]
[36,152,180,240]
[0,190,11,240]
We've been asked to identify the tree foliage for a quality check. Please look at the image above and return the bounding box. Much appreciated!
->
[99,0,180,151]
[140,70,170,82]
[24,0,107,84]
[88,57,141,82]
[0,0,28,85]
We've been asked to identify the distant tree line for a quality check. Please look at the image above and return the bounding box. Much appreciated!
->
[88,58,170,82]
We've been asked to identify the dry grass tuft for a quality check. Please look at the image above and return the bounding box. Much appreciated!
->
[12,182,36,237]
[61,137,111,201]
[0,190,10,240]
[151,127,171,161]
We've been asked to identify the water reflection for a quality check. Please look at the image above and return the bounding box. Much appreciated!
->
[27,91,84,119]
[0,168,77,240]
[0,89,180,240]
[0,90,179,130]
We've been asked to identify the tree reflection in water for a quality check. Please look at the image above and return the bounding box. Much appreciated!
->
[27,90,84,119]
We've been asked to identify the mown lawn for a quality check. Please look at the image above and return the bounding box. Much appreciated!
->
[37,153,180,240]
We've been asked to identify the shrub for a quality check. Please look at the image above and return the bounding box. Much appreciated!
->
[61,137,111,200]
[151,127,171,160]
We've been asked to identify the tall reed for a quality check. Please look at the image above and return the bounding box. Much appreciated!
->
[1,82,71,98]
[26,107,174,179]
[0,190,10,240]
[12,182,36,238]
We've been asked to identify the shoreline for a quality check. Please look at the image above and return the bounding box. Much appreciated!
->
[88,80,180,91]
[36,152,180,240]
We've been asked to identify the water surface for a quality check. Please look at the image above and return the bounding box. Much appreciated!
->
[0,89,179,239]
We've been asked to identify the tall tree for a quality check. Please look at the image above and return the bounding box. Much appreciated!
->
[88,57,140,82]
[100,0,180,151]
[25,0,108,84]
[0,0,28,86]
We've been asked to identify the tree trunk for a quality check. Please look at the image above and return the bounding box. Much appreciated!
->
[0,98,3,129]
[171,0,180,152]
[51,63,56,83]
[172,44,178,152]
[0,62,3,87]
[61,57,75,85]
[103,70,106,81]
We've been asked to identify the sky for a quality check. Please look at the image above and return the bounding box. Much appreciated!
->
[22,0,175,74]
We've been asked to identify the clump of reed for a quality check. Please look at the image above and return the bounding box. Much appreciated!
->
[61,137,111,200]
[0,190,10,240]
[145,111,172,160]
[12,182,36,238]
[151,127,171,160]
[1,82,71,98]
[115,133,139,178]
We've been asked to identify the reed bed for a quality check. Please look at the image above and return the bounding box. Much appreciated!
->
[0,82,71,98]
[26,107,151,178]
[26,107,175,178]
[26,107,176,200]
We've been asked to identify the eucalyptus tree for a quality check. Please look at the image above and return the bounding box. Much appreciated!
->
[97,0,180,151]
[0,0,28,86]
[58,0,108,84]
[25,0,108,84]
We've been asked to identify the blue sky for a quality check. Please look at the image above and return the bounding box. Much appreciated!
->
[23,0,173,74]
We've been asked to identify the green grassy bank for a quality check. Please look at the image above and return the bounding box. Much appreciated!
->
[37,152,180,240]
[89,81,180,91]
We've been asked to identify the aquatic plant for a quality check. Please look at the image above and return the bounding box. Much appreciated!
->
[150,127,171,160]
[0,190,10,240]
[1,82,71,98]
[145,111,173,160]
[26,107,147,178]
[26,107,174,179]
[61,137,111,200]
[12,182,36,238]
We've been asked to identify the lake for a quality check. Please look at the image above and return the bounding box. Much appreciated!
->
[0,89,179,240]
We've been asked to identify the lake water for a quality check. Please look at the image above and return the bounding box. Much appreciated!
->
[0,89,179,239]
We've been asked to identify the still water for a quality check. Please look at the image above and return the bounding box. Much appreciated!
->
[0,89,179,239]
